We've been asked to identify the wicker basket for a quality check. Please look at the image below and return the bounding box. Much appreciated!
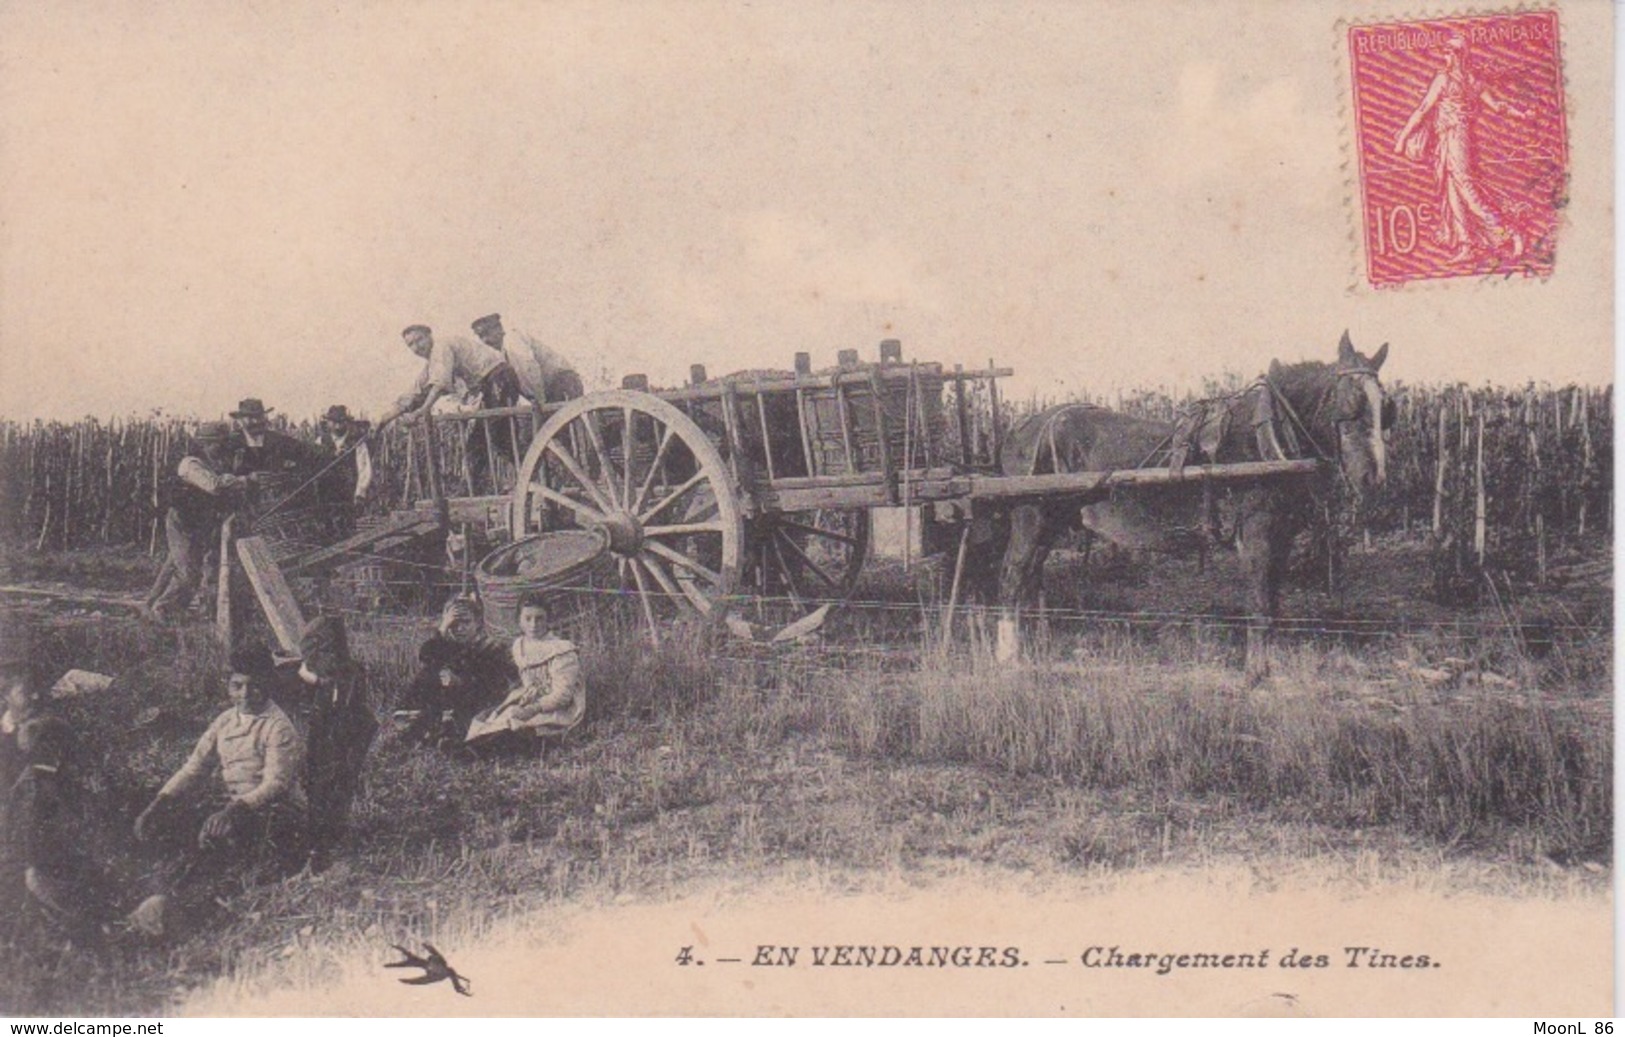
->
[475,529,616,640]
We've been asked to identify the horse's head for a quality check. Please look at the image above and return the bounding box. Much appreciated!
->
[1272,331,1393,498]
[1326,331,1392,495]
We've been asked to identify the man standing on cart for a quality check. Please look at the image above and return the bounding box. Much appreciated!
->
[376,324,525,489]
[469,313,583,405]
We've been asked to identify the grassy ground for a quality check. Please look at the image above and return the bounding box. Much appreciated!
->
[0,534,1611,1015]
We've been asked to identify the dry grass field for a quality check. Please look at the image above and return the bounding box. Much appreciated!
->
[0,523,1609,1015]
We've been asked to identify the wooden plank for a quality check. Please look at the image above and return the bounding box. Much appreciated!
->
[283,509,440,573]
[768,467,958,490]
[766,459,1321,512]
[236,535,305,654]
[952,364,970,467]
[421,415,449,530]
[446,494,511,528]
[769,477,964,513]
[867,368,894,502]
[964,459,1322,501]
[646,364,1010,406]
[215,515,235,647]
[426,365,1015,416]
[720,381,744,486]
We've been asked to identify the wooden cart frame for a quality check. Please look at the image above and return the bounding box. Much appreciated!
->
[229,340,1319,648]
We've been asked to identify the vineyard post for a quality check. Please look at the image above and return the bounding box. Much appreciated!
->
[1473,408,1487,568]
[103,422,117,544]
[66,425,81,550]
[149,426,166,556]
[1577,388,1592,536]
[23,431,37,541]
[35,472,51,552]
[1432,397,1448,534]
[1525,388,1545,584]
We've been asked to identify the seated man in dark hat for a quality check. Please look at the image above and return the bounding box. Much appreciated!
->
[470,313,584,405]
[376,324,525,490]
[315,405,375,537]
[129,644,306,936]
[143,421,261,621]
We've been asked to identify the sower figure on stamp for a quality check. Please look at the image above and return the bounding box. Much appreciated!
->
[1394,33,1529,264]
[376,324,525,490]
[143,421,260,622]
[465,593,586,752]
[129,645,306,937]
[276,615,377,871]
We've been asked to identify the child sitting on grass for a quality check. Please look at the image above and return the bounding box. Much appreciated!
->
[395,597,514,749]
[464,593,585,748]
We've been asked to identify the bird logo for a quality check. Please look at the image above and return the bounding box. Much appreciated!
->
[384,943,472,996]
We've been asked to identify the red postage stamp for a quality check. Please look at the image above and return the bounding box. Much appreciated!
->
[1347,11,1568,287]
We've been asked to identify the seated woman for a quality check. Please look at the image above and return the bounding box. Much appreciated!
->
[465,594,585,748]
[394,597,514,748]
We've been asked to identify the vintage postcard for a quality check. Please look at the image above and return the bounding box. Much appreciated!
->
[0,0,1612,1020]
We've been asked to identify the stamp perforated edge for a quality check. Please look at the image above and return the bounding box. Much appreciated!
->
[1334,4,1574,294]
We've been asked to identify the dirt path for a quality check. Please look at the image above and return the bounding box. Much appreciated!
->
[182,861,1611,1017]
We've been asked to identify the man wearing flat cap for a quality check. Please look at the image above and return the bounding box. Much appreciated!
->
[143,422,261,621]
[129,644,306,935]
[315,405,374,537]
[376,324,526,489]
[470,313,584,406]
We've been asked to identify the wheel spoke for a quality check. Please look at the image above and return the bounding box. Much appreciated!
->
[578,412,623,509]
[776,528,839,589]
[642,521,725,538]
[622,405,635,509]
[545,438,616,514]
[529,482,611,524]
[630,425,676,516]
[641,470,707,524]
[778,518,862,548]
[637,552,685,600]
[645,540,722,587]
[770,535,808,608]
[627,557,661,645]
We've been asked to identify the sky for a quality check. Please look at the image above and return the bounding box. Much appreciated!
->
[0,0,1614,422]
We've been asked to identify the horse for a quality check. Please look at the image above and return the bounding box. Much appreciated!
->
[968,332,1393,678]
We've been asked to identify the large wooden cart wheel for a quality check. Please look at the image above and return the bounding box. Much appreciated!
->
[746,509,871,621]
[512,391,743,631]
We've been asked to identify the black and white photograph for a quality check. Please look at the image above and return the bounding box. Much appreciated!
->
[0,0,1613,1018]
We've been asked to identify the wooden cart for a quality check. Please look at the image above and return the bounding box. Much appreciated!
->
[230,339,1319,647]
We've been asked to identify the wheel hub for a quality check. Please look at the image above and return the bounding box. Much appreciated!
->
[597,510,644,555]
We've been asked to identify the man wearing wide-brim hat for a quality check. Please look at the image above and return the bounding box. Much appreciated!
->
[142,422,261,621]
[229,398,319,479]
[315,405,375,537]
